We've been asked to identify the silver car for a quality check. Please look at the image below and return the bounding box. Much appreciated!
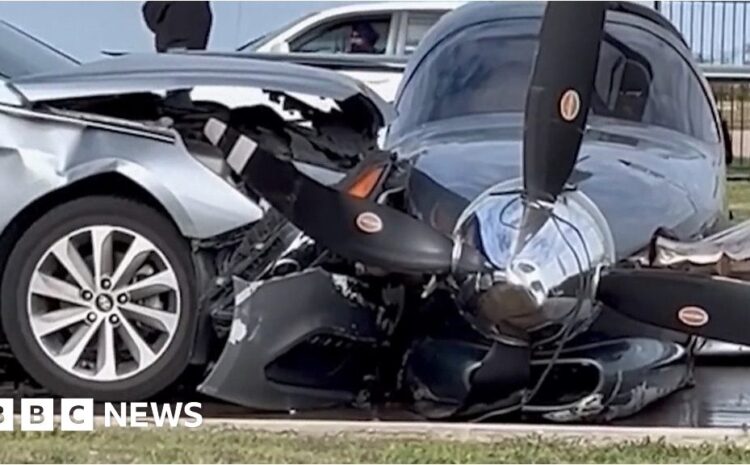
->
[0,22,389,400]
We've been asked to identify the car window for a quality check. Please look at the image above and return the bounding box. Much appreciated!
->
[289,15,391,55]
[0,21,77,78]
[404,12,443,56]
[238,12,318,51]
[393,18,719,144]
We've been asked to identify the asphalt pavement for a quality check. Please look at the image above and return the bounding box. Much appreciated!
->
[616,362,750,428]
[2,354,747,428]
[196,362,750,428]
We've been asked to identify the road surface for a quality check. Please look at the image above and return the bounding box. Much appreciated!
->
[2,356,748,428]
[196,362,750,428]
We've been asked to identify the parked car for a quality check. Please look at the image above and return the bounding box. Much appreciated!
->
[0,21,390,400]
[241,2,461,57]
[238,2,462,101]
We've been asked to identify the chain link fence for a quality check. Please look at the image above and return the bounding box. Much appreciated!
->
[710,77,750,164]
[656,1,750,65]
[658,2,750,164]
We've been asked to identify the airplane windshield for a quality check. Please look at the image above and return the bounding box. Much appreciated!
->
[391,19,539,139]
[391,17,719,145]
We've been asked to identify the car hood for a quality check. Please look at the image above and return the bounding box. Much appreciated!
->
[8,52,393,125]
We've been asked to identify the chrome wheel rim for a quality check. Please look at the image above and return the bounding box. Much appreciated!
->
[27,226,181,382]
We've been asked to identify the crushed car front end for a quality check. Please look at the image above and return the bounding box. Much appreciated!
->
[0,51,391,401]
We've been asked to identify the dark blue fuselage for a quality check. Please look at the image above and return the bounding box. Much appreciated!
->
[385,2,728,261]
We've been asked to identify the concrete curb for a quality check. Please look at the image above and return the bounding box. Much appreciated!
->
[196,418,750,445]
[20,414,750,445]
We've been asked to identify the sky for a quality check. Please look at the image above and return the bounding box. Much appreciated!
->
[0,1,344,62]
[0,1,746,65]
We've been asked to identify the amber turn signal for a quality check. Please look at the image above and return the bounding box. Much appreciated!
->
[347,166,385,198]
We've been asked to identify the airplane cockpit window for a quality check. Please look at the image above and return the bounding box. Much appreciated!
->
[595,23,719,143]
[593,35,653,123]
[392,18,719,145]
[392,19,538,139]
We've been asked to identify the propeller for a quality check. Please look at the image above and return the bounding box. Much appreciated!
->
[203,118,486,276]
[522,2,606,205]
[514,3,750,348]
[513,2,607,255]
[205,3,750,350]
[597,269,750,347]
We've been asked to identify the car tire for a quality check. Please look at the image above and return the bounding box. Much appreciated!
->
[1,196,198,401]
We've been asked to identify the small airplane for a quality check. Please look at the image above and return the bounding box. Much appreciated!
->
[196,1,750,423]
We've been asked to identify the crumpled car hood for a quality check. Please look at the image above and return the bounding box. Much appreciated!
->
[8,52,393,125]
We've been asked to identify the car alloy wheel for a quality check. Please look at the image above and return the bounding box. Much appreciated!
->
[27,225,181,382]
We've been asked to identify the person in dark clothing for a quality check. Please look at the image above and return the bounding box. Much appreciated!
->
[142,1,213,113]
[142,1,213,52]
[348,22,380,54]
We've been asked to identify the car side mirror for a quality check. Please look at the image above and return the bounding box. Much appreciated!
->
[721,118,734,166]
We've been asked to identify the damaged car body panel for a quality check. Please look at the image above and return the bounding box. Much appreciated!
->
[0,43,395,402]
[198,269,390,411]
[8,52,392,123]
[0,52,391,241]
[0,104,263,239]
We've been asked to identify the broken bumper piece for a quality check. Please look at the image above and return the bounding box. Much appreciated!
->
[198,270,690,422]
[401,336,689,422]
[198,268,384,411]
[402,338,530,420]
[524,338,691,422]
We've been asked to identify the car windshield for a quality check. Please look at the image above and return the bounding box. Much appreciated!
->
[237,12,318,51]
[0,21,78,78]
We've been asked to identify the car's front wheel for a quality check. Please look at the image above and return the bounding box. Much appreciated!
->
[1,196,198,400]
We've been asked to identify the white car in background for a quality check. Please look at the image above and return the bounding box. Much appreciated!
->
[238,2,464,101]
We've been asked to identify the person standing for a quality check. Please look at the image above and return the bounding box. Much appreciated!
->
[142,1,213,53]
[142,1,213,113]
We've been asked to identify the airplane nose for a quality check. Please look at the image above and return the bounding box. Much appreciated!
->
[453,181,616,342]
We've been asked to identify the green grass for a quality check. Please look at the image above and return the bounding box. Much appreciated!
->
[0,428,748,463]
[728,164,750,176]
[729,178,750,220]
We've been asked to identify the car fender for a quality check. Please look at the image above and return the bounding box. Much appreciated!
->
[0,109,263,242]
[63,155,263,240]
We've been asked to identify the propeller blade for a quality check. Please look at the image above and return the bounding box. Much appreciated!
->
[523,2,606,203]
[597,269,750,347]
[203,118,486,275]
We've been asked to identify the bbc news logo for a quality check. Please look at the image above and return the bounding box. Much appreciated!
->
[0,399,203,431]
